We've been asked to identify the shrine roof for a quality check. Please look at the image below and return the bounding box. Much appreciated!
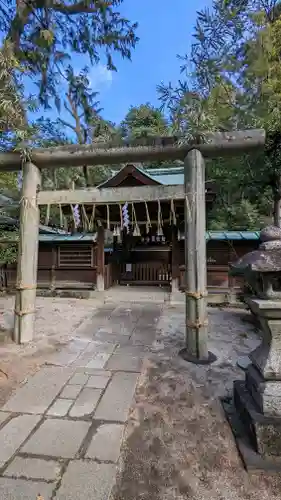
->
[0,214,68,235]
[38,230,261,243]
[139,166,184,185]
[97,164,185,188]
[206,231,260,241]
[179,230,260,241]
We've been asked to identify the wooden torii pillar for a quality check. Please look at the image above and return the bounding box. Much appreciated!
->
[13,162,41,344]
[96,225,105,292]
[179,149,216,364]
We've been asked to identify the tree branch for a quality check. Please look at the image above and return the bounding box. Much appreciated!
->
[57,117,76,132]
[50,1,101,15]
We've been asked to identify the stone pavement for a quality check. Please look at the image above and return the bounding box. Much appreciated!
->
[0,303,162,500]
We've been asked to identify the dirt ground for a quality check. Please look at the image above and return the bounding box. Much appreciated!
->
[0,295,99,406]
[111,307,281,500]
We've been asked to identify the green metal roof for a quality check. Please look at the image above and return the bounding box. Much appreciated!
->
[39,233,97,243]
[39,230,261,243]
[205,231,260,241]
[141,166,184,185]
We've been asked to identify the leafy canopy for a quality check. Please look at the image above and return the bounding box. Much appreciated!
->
[1,0,138,106]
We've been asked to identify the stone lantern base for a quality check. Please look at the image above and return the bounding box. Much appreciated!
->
[223,298,281,472]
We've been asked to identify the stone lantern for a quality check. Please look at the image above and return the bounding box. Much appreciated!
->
[227,225,281,470]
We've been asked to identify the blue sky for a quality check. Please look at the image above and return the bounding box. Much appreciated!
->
[33,0,213,126]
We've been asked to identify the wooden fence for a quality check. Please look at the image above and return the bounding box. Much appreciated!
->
[1,260,245,293]
[119,262,171,286]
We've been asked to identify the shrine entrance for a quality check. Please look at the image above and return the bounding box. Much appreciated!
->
[0,130,265,365]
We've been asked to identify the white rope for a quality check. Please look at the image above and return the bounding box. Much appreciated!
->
[70,204,76,228]
[132,203,140,236]
[170,199,176,225]
[59,204,63,227]
[119,204,123,230]
[45,204,50,225]
[81,204,89,231]
[89,204,95,232]
[157,200,163,237]
[107,204,110,230]
[144,201,151,234]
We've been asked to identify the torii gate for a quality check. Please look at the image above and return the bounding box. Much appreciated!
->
[0,130,265,364]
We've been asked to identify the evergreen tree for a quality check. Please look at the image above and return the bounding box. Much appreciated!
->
[0,0,138,107]
[158,0,281,228]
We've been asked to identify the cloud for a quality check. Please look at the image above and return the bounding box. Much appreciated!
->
[89,64,113,91]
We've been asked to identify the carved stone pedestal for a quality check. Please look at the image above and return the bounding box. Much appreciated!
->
[224,298,281,471]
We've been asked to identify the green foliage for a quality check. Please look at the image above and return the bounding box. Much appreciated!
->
[0,42,25,134]
[158,0,281,228]
[1,0,138,108]
[0,227,18,264]
[120,103,169,140]
[208,200,262,230]
[119,103,175,168]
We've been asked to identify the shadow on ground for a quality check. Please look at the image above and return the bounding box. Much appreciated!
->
[111,308,281,500]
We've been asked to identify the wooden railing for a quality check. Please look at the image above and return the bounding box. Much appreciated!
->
[119,262,171,285]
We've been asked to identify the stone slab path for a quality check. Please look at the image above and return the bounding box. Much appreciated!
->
[0,303,162,500]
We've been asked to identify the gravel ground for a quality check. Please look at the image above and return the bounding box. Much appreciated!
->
[111,306,281,500]
[0,295,101,405]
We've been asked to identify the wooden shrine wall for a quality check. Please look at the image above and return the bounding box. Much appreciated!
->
[178,240,259,290]
[1,238,259,292]
[4,242,99,290]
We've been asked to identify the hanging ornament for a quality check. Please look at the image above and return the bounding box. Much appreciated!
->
[132,203,141,237]
[45,204,51,226]
[107,205,110,230]
[119,204,123,231]
[81,204,89,232]
[170,199,176,226]
[177,229,181,241]
[89,204,95,232]
[59,204,64,228]
[17,171,23,191]
[144,202,151,235]
[113,226,117,237]
[122,202,130,228]
[73,204,80,227]
[157,200,163,237]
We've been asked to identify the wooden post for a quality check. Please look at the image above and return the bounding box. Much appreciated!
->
[96,225,105,291]
[180,149,216,364]
[171,225,180,293]
[13,162,41,344]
